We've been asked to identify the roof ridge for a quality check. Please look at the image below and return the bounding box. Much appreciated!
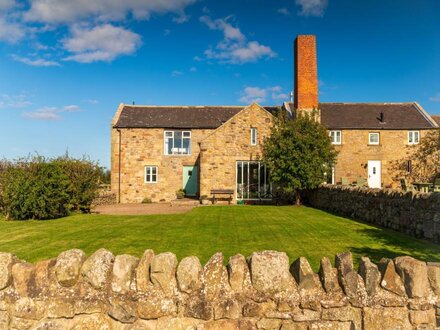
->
[319,102,416,105]
[122,104,245,108]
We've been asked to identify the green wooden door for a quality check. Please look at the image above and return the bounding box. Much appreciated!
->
[183,166,198,196]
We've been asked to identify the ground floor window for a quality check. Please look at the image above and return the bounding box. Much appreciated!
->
[145,166,158,183]
[236,161,271,200]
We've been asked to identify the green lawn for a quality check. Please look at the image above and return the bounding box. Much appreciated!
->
[0,205,439,270]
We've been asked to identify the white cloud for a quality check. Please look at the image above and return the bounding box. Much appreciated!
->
[164,29,171,36]
[12,54,60,67]
[0,17,24,43]
[189,66,197,72]
[171,70,183,77]
[296,0,328,17]
[429,93,440,103]
[0,92,32,109]
[25,0,196,23]
[277,8,290,16]
[64,105,80,112]
[84,99,99,104]
[239,86,288,104]
[0,0,16,12]
[22,106,61,121]
[172,12,190,24]
[63,24,142,63]
[200,15,276,64]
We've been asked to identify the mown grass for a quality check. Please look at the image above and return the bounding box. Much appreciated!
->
[0,205,439,270]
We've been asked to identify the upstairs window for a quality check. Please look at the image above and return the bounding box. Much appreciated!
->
[408,131,420,145]
[164,131,191,155]
[251,128,257,145]
[145,166,158,183]
[368,132,380,145]
[329,130,342,145]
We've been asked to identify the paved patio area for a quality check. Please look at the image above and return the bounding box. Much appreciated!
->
[93,203,196,215]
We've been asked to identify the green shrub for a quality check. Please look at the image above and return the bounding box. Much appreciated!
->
[0,159,70,220]
[176,189,185,199]
[54,155,101,213]
[142,197,152,204]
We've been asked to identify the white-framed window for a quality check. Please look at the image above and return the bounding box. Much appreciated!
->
[368,132,380,145]
[145,166,158,183]
[251,128,257,145]
[329,130,342,145]
[164,130,191,155]
[408,131,420,145]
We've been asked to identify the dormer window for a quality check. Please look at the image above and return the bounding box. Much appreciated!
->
[164,130,191,155]
[251,128,257,145]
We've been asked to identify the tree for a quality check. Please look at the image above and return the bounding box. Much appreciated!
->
[263,111,338,205]
[392,129,440,182]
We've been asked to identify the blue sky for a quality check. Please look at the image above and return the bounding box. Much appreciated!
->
[1,0,440,168]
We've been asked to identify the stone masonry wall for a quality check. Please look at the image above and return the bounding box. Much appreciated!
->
[200,104,274,200]
[1,249,440,329]
[111,126,213,203]
[332,129,430,188]
[307,185,440,243]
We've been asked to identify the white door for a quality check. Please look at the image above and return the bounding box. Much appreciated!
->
[367,160,381,188]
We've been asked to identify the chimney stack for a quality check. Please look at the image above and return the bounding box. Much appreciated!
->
[294,35,319,114]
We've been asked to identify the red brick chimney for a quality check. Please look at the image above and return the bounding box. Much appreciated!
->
[294,35,319,112]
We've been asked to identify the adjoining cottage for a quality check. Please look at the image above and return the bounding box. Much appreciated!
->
[111,35,439,203]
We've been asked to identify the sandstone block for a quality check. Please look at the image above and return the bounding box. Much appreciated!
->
[197,319,240,330]
[256,318,281,329]
[156,316,202,329]
[0,252,18,290]
[202,252,229,299]
[335,252,353,277]
[291,257,321,291]
[108,299,138,324]
[394,256,430,298]
[363,307,411,329]
[409,309,436,325]
[227,254,251,292]
[321,306,362,329]
[318,257,342,294]
[280,322,308,330]
[13,297,44,320]
[136,249,154,292]
[358,257,380,296]
[378,258,406,296]
[427,262,440,296]
[150,252,178,295]
[47,299,75,319]
[35,258,56,294]
[309,321,352,329]
[184,294,213,320]
[81,248,115,290]
[12,262,36,297]
[54,249,86,287]
[69,314,112,329]
[214,299,241,320]
[177,256,202,294]
[137,294,176,319]
[0,311,9,329]
[249,251,297,295]
[111,254,139,293]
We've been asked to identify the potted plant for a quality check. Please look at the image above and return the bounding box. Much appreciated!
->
[200,195,209,205]
[176,189,185,199]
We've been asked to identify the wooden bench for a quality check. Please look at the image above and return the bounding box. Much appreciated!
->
[211,189,234,205]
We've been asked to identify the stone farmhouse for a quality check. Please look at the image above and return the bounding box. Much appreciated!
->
[111,35,439,203]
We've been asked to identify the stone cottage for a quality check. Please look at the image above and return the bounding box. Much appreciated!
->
[111,35,439,203]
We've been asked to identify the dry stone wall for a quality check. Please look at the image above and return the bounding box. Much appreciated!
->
[1,249,440,329]
[306,185,440,243]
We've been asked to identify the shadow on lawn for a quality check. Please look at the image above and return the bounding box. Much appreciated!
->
[349,226,440,265]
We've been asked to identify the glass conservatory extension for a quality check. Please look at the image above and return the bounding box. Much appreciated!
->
[236,161,272,200]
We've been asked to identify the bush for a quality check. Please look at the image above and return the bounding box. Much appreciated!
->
[0,159,70,220]
[0,155,102,220]
[54,155,102,213]
[176,189,185,199]
[142,197,152,204]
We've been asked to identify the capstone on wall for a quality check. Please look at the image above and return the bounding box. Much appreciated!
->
[0,249,439,329]
[199,104,274,200]
[332,129,429,187]
[306,185,440,243]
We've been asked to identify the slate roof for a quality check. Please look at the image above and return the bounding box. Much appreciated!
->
[113,105,281,129]
[432,115,440,127]
[319,102,437,130]
[113,103,437,130]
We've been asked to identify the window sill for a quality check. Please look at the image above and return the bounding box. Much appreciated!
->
[367,144,381,146]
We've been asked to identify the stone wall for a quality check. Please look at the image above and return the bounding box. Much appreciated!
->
[1,249,440,329]
[331,129,431,188]
[200,103,274,200]
[306,185,440,242]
